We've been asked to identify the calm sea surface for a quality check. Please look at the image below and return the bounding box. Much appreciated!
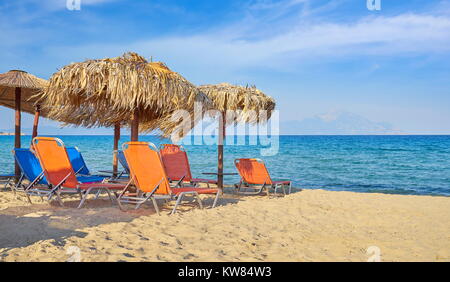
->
[1,135,449,196]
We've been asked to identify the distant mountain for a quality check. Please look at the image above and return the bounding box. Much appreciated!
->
[281,111,402,135]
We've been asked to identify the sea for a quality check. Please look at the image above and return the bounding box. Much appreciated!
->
[1,135,449,196]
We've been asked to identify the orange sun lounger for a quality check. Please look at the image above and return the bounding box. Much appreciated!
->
[159,144,217,188]
[31,137,127,208]
[234,158,292,196]
[117,142,220,215]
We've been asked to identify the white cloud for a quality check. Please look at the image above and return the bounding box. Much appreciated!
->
[3,0,450,77]
[49,12,450,74]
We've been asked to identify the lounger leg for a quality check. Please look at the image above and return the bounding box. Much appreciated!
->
[151,197,160,216]
[55,191,64,207]
[135,193,154,210]
[116,194,125,211]
[236,181,242,194]
[194,192,203,209]
[277,184,286,196]
[288,182,292,194]
[116,182,133,211]
[25,193,32,204]
[12,174,24,194]
[253,183,265,195]
[77,189,92,209]
[104,188,116,204]
[94,189,102,200]
[47,190,54,202]
[3,177,12,190]
[171,193,185,215]
[212,190,220,208]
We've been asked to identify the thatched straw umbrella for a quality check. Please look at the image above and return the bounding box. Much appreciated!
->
[198,83,276,190]
[0,70,48,177]
[36,52,211,175]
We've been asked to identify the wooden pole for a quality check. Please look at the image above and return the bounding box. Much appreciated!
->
[31,105,40,141]
[113,122,120,176]
[14,87,21,179]
[217,110,226,192]
[130,109,139,141]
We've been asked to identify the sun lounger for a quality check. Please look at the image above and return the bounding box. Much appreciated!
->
[31,137,126,208]
[12,148,108,198]
[234,158,292,196]
[97,150,130,181]
[117,142,220,215]
[97,150,130,182]
[66,147,92,175]
[66,147,110,179]
[159,144,217,188]
[12,148,48,194]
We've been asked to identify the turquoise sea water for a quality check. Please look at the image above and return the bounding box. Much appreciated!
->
[1,135,449,196]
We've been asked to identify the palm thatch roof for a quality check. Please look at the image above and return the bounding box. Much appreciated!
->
[36,52,211,136]
[198,83,276,124]
[0,70,48,114]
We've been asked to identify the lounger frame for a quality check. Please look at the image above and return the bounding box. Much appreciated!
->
[0,175,15,190]
[117,142,220,215]
[12,148,51,196]
[159,144,217,188]
[30,137,124,208]
[234,158,292,196]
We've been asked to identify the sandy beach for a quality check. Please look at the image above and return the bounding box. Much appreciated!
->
[0,188,449,262]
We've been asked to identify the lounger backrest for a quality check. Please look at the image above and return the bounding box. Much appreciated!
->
[13,148,47,185]
[234,158,273,185]
[123,142,171,195]
[32,137,79,188]
[66,147,90,175]
[159,144,193,181]
[117,150,130,173]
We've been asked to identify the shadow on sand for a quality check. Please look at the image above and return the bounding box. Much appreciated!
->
[0,190,249,252]
[0,214,88,250]
[0,186,301,253]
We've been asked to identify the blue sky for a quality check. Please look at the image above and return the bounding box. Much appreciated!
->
[1,0,450,134]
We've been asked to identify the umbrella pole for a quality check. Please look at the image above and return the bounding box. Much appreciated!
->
[14,87,21,180]
[113,122,120,176]
[31,105,40,142]
[131,109,139,141]
[217,110,226,193]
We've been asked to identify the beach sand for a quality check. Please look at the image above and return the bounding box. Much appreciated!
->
[0,188,449,262]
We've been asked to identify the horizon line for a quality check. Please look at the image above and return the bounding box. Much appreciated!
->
[2,134,450,137]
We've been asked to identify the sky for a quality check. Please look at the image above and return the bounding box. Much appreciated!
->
[0,0,450,134]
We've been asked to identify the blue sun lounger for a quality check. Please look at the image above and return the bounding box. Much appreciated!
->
[118,150,130,175]
[13,148,47,193]
[66,147,108,178]
[67,147,128,181]
[91,150,129,180]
